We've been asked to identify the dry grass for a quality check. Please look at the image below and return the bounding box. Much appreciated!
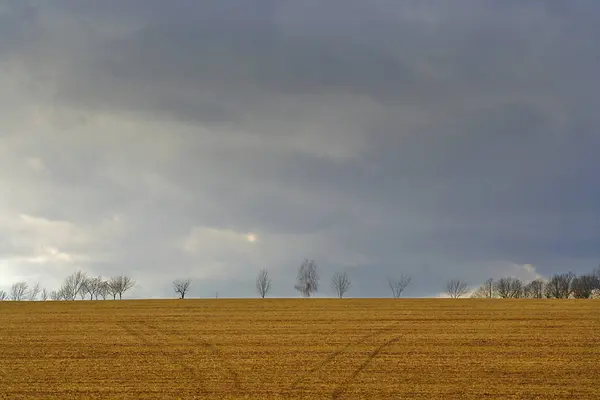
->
[1,299,598,399]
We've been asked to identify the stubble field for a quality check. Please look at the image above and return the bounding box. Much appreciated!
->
[0,299,598,399]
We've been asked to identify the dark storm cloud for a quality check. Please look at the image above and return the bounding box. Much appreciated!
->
[1,0,600,297]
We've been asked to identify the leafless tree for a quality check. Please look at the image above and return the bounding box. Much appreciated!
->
[446,279,469,298]
[174,279,191,299]
[0,290,8,300]
[545,272,575,299]
[50,290,61,301]
[40,288,49,301]
[106,279,119,300]
[61,270,88,300]
[294,259,319,298]
[256,269,272,298]
[108,276,120,299]
[509,278,524,298]
[119,275,135,299]
[99,281,109,300]
[571,274,600,299]
[81,278,92,300]
[523,279,545,298]
[331,272,351,298]
[108,275,135,300]
[388,274,411,298]
[58,282,75,300]
[471,278,496,298]
[28,282,42,301]
[494,277,523,298]
[90,278,102,300]
[10,281,28,301]
[83,277,104,300]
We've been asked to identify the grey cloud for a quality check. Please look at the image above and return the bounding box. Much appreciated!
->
[1,1,600,297]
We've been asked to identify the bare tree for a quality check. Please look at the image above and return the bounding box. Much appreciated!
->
[80,278,92,300]
[294,259,319,298]
[28,282,42,301]
[494,277,523,298]
[545,272,575,299]
[331,272,351,298]
[446,279,469,298]
[58,283,75,301]
[509,278,524,298]
[61,271,88,300]
[388,274,411,298]
[471,278,496,298]
[572,274,600,299]
[523,279,545,298]
[174,279,191,299]
[107,279,119,300]
[83,277,104,300]
[78,287,88,300]
[40,288,49,301]
[108,275,135,300]
[50,290,61,301]
[119,275,135,299]
[99,281,109,300]
[10,281,28,301]
[0,290,8,301]
[255,269,272,298]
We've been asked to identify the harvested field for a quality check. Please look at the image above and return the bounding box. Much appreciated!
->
[0,299,598,399]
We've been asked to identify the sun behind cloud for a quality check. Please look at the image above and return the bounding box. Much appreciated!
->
[246,233,258,243]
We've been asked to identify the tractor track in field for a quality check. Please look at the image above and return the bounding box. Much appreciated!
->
[117,322,207,388]
[290,323,399,394]
[149,324,242,392]
[330,336,400,399]
[117,322,242,394]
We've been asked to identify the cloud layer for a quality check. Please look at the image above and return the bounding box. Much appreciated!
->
[1,1,600,298]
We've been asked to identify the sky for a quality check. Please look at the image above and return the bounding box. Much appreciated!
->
[1,0,600,298]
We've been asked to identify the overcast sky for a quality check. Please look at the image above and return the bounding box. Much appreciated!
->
[1,1,599,298]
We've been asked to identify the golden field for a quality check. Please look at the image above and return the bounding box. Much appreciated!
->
[0,299,598,399]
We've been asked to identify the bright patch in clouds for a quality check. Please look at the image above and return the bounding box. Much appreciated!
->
[24,157,47,173]
[26,246,75,264]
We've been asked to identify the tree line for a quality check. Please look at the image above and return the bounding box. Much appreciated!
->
[2,262,599,301]
[176,261,600,299]
[464,266,600,299]
[0,271,135,301]
[172,259,411,299]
